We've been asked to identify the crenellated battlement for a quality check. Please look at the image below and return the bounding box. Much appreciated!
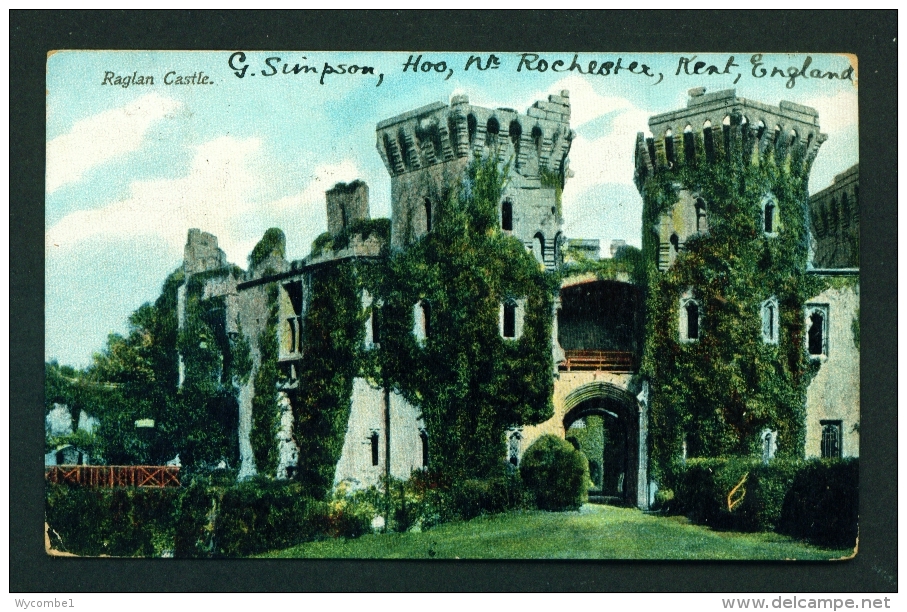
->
[634,88,827,189]
[377,92,574,258]
[376,92,574,180]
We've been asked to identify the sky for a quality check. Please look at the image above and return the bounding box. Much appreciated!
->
[46,51,858,368]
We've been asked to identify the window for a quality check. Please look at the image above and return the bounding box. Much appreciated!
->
[820,421,842,458]
[664,129,675,166]
[370,432,380,466]
[694,198,707,233]
[534,233,546,265]
[703,120,715,163]
[421,301,431,338]
[760,429,777,463]
[509,120,522,155]
[670,233,680,254]
[371,306,381,345]
[683,124,696,163]
[686,302,699,340]
[761,297,779,344]
[508,431,522,466]
[414,301,431,341]
[423,198,433,233]
[486,117,500,147]
[502,302,516,338]
[679,295,701,342]
[806,305,828,357]
[762,195,779,236]
[501,199,513,231]
[420,430,429,467]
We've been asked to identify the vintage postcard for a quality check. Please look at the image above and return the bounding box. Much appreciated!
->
[45,50,859,559]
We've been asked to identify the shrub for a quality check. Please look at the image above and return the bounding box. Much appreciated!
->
[45,484,180,557]
[673,457,859,546]
[214,477,319,556]
[777,459,858,547]
[447,470,527,520]
[520,435,589,511]
[323,483,378,539]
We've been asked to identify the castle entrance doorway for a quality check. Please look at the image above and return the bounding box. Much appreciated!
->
[562,386,640,506]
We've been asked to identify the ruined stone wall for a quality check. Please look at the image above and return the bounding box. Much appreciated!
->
[326,180,370,236]
[809,164,859,269]
[804,279,860,458]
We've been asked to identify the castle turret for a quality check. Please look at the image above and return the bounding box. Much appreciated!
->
[635,88,826,482]
[634,88,827,191]
[326,180,370,236]
[183,228,227,276]
[376,92,574,269]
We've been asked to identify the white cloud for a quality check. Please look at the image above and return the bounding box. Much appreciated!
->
[798,90,858,135]
[545,75,641,128]
[46,93,182,193]
[46,135,361,264]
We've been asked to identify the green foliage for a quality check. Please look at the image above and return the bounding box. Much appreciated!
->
[45,484,180,557]
[311,218,392,256]
[176,277,240,469]
[520,434,589,511]
[560,245,645,286]
[250,284,284,477]
[640,146,818,482]
[674,457,858,546]
[292,261,365,497]
[248,228,286,269]
[539,166,564,218]
[567,416,606,490]
[46,477,382,558]
[777,459,859,547]
[53,268,185,465]
[378,155,556,480]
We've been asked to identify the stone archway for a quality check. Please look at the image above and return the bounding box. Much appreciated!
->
[561,382,647,509]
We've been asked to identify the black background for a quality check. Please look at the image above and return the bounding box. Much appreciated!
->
[10,10,897,592]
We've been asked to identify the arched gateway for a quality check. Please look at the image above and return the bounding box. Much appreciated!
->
[561,382,646,508]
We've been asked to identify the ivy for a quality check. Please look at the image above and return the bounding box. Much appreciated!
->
[640,143,818,486]
[560,244,645,286]
[539,166,563,218]
[176,278,239,470]
[250,283,284,477]
[377,155,556,480]
[292,260,365,498]
[248,228,286,269]
[311,219,392,258]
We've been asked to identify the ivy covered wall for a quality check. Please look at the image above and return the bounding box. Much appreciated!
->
[376,156,556,480]
[639,130,821,487]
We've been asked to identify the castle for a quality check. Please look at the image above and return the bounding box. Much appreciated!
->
[171,88,858,508]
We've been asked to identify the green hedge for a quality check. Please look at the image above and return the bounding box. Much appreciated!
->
[46,485,181,557]
[520,435,589,511]
[673,457,857,546]
[776,459,859,547]
[46,478,376,558]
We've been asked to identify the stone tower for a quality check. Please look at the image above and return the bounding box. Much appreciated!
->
[326,180,370,237]
[633,88,826,472]
[809,164,859,269]
[376,92,574,269]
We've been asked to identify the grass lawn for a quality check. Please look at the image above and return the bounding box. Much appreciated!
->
[261,504,854,560]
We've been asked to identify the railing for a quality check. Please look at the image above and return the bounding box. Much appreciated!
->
[559,350,637,373]
[45,465,181,488]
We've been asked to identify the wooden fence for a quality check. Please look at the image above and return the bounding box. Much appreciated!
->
[45,465,181,488]
[559,350,637,373]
